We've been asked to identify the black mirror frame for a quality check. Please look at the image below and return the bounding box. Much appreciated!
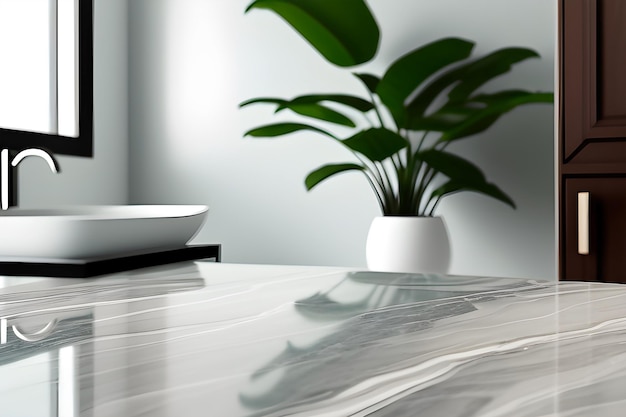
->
[0,0,93,157]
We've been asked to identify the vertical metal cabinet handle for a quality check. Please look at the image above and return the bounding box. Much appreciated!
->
[578,192,590,255]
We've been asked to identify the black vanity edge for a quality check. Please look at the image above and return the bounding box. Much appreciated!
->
[0,244,221,278]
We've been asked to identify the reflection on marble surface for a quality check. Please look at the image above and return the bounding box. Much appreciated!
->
[1,262,626,416]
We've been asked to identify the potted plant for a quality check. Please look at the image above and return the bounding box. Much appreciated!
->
[240,0,553,273]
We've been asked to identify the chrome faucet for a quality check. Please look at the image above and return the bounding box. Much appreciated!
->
[0,148,60,210]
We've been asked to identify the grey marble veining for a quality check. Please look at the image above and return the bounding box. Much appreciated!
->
[1,262,626,416]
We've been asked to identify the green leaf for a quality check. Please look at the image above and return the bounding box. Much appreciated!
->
[419,149,486,184]
[240,95,373,126]
[411,104,500,135]
[239,97,288,108]
[476,182,515,208]
[431,180,464,199]
[244,122,336,138]
[431,180,515,209]
[406,47,541,124]
[441,113,501,142]
[272,94,375,126]
[305,163,365,190]
[342,128,408,162]
[277,102,356,127]
[471,90,554,106]
[245,0,379,67]
[439,90,553,142]
[409,90,553,140]
[447,48,540,103]
[353,73,381,94]
[419,150,515,208]
[405,66,470,122]
[288,94,374,113]
[376,38,475,128]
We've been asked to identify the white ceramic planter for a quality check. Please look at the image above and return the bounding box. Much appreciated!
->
[366,216,451,274]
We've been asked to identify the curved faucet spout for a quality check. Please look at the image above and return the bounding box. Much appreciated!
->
[11,148,60,173]
[1,148,61,210]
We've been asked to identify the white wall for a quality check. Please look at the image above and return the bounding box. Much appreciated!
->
[128,0,556,279]
[19,0,129,207]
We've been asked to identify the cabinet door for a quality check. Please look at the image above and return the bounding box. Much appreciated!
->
[560,0,626,282]
[563,177,626,283]
[562,0,626,169]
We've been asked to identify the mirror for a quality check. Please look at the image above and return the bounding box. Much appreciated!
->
[0,0,92,157]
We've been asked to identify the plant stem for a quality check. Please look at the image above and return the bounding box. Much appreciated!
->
[416,131,429,153]
[427,194,444,216]
[404,130,413,159]
[377,161,397,214]
[411,163,429,215]
[362,157,391,213]
[368,91,386,129]
[363,170,386,213]
[408,155,422,214]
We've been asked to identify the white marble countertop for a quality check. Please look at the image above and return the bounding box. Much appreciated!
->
[1,261,626,416]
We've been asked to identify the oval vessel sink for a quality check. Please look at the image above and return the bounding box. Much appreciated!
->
[0,205,208,260]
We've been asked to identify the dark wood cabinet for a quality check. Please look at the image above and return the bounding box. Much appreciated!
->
[560,0,626,282]
[563,177,626,282]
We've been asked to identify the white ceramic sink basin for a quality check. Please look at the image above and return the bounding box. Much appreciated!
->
[0,205,208,260]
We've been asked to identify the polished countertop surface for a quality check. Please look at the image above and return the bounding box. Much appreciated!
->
[1,262,626,416]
